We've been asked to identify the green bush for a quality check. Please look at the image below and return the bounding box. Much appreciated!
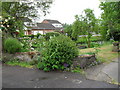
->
[4,38,22,54]
[44,32,60,40]
[31,37,46,51]
[38,35,79,71]
[90,42,100,48]
[77,36,102,43]
[20,38,31,52]
[36,33,42,38]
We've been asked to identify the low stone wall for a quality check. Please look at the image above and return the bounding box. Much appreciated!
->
[2,51,40,63]
[112,46,119,52]
[73,54,96,69]
[112,42,119,52]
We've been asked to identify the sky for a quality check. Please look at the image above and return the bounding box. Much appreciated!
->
[40,0,102,24]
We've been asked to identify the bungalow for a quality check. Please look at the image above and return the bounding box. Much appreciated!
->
[25,19,63,35]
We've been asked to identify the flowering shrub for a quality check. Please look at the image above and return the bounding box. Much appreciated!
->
[37,35,79,71]
[20,37,31,52]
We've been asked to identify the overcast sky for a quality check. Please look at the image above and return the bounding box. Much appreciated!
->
[40,0,102,24]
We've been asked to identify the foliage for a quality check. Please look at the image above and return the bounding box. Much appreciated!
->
[44,32,60,40]
[77,36,102,44]
[71,8,99,47]
[31,36,46,51]
[63,24,73,38]
[20,35,46,52]
[82,8,97,48]
[1,16,23,38]
[2,1,53,21]
[79,42,118,63]
[36,33,42,38]
[21,34,43,38]
[71,67,85,74]
[1,1,53,38]
[5,59,34,68]
[72,15,81,41]
[20,37,31,52]
[4,38,22,54]
[89,42,101,48]
[99,2,120,41]
[37,35,79,71]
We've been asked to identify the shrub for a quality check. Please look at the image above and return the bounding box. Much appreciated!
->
[31,37,46,51]
[44,32,60,40]
[36,33,42,38]
[77,36,102,44]
[90,42,100,48]
[20,38,31,52]
[4,38,22,54]
[37,35,79,71]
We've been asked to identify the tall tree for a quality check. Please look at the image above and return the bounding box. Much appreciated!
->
[1,0,53,38]
[72,15,81,41]
[70,9,98,47]
[99,1,120,41]
[82,8,96,47]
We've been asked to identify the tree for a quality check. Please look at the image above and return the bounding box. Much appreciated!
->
[72,15,81,41]
[63,24,73,38]
[99,2,120,41]
[1,0,53,38]
[82,8,96,48]
[69,9,98,47]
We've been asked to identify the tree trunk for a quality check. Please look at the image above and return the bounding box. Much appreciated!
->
[87,31,91,48]
[88,38,90,48]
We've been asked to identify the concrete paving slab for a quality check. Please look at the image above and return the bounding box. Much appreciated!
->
[102,62,118,82]
[85,58,119,84]
[95,71,112,82]
[85,64,106,80]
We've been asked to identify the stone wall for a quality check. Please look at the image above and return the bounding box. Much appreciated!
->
[73,54,96,69]
[112,42,119,52]
[2,51,40,63]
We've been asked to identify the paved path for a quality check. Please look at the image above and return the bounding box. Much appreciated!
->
[2,65,118,88]
[85,58,119,84]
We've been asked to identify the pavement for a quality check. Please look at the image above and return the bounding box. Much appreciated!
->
[85,58,119,84]
[2,64,118,88]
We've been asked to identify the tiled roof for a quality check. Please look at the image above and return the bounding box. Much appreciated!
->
[31,19,63,30]
[43,19,62,24]
[32,23,56,30]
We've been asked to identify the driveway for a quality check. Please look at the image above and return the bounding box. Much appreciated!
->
[2,64,118,88]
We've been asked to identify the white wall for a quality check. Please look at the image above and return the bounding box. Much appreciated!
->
[32,31,43,35]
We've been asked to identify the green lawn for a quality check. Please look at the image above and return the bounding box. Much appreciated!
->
[79,43,118,63]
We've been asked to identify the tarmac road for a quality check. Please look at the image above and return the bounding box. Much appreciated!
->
[2,64,118,88]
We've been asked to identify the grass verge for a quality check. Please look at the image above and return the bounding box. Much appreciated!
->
[5,60,35,68]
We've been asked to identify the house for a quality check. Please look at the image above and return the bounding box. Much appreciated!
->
[24,19,63,35]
